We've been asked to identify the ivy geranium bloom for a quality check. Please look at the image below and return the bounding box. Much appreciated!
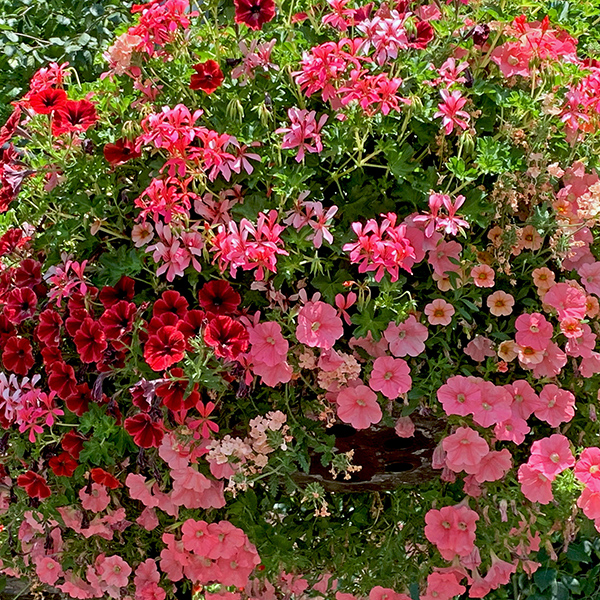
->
[234,0,276,30]
[434,89,470,135]
[276,108,328,162]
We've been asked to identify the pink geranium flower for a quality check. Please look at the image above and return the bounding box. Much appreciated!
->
[296,301,344,350]
[534,384,575,427]
[275,108,328,162]
[424,299,455,326]
[384,315,428,357]
[442,427,489,474]
[528,434,575,479]
[369,356,412,399]
[437,375,481,417]
[574,447,600,491]
[517,464,554,504]
[336,384,382,429]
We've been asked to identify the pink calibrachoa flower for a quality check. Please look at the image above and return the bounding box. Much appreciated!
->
[424,299,455,326]
[517,464,554,504]
[336,384,382,429]
[487,290,515,316]
[437,375,481,417]
[543,282,587,320]
[296,301,344,350]
[535,384,575,427]
[515,312,553,350]
[442,427,489,474]
[384,315,428,357]
[368,356,412,399]
[575,447,600,491]
[434,89,470,134]
[424,504,479,559]
[275,108,328,162]
[470,264,495,288]
[528,434,575,479]
[79,483,110,513]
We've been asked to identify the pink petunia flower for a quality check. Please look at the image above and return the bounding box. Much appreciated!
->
[464,336,495,362]
[437,375,481,417]
[515,312,553,351]
[336,384,382,429]
[471,381,512,428]
[424,504,479,559]
[577,487,600,520]
[534,384,575,427]
[421,572,466,600]
[424,299,455,326]
[574,447,600,491]
[36,557,64,586]
[368,356,412,399]
[505,380,540,420]
[79,483,110,513]
[248,321,289,366]
[296,301,344,350]
[543,282,587,320]
[96,554,132,590]
[473,449,512,483]
[384,315,428,357]
[517,463,554,504]
[442,427,489,474]
[528,434,575,479]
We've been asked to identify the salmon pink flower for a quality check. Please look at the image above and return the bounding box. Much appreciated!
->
[532,267,555,290]
[424,504,479,559]
[442,427,489,474]
[424,299,455,326]
[437,375,481,417]
[368,356,411,399]
[535,384,575,427]
[369,586,411,600]
[296,301,343,350]
[464,336,495,362]
[336,384,382,429]
[575,448,600,491]
[578,487,600,519]
[473,449,512,483]
[421,572,466,600]
[487,291,514,316]
[517,464,553,504]
[36,557,64,586]
[384,315,428,357]
[543,282,587,320]
[470,264,495,288]
[79,483,110,513]
[248,321,288,366]
[515,312,553,350]
[97,554,131,590]
[528,434,574,479]
[505,380,540,420]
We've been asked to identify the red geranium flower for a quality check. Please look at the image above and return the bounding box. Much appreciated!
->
[2,336,34,375]
[103,138,142,165]
[190,60,224,94]
[17,471,51,499]
[28,87,68,114]
[3,286,37,324]
[144,326,186,371]
[91,467,121,489]
[48,361,78,400]
[124,413,164,448]
[36,309,62,347]
[49,452,78,477]
[61,431,86,459]
[65,383,92,416]
[234,0,276,30]
[198,280,241,315]
[99,276,135,308]
[204,315,249,360]
[74,317,108,363]
[52,99,98,135]
[153,290,189,319]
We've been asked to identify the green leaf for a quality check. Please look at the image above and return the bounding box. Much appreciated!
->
[534,568,557,592]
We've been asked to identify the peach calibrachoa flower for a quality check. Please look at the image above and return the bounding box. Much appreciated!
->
[336,383,382,429]
[424,299,455,326]
[470,264,495,288]
[532,267,555,290]
[486,290,514,316]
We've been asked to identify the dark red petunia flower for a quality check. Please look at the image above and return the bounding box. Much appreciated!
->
[144,326,186,371]
[147,312,179,338]
[99,276,135,309]
[234,0,276,30]
[41,345,63,368]
[2,336,34,375]
[48,452,78,477]
[28,87,68,115]
[0,105,21,146]
[17,471,51,499]
[0,227,29,257]
[198,280,241,315]
[0,315,15,344]
[204,315,249,360]
[36,308,62,347]
[3,286,37,324]
[65,383,92,416]
[52,99,98,135]
[190,60,225,94]
[124,413,164,448]
[61,431,86,460]
[103,138,142,166]
[91,467,121,489]
[153,290,189,319]
[177,309,207,349]
[99,300,137,341]
[156,368,197,412]
[48,361,78,400]
[14,258,42,288]
[407,20,435,49]
[97,348,126,374]
[74,317,108,363]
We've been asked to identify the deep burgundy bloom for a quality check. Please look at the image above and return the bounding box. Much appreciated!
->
[198,280,241,315]
[14,259,42,288]
[190,60,225,94]
[3,286,37,324]
[234,0,276,29]
[52,99,98,135]
[99,276,136,308]
[144,326,186,371]
[156,368,197,411]
[48,361,78,400]
[61,431,86,459]
[0,315,15,344]
[41,345,63,368]
[2,336,34,375]
[17,471,51,499]
[177,309,207,349]
[204,315,249,360]
[100,300,137,342]
[408,21,435,49]
[153,290,189,319]
[91,467,121,489]
[65,383,92,416]
[28,87,68,114]
[36,309,62,347]
[74,317,108,363]
[103,138,142,165]
[48,452,78,477]
[124,413,164,448]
